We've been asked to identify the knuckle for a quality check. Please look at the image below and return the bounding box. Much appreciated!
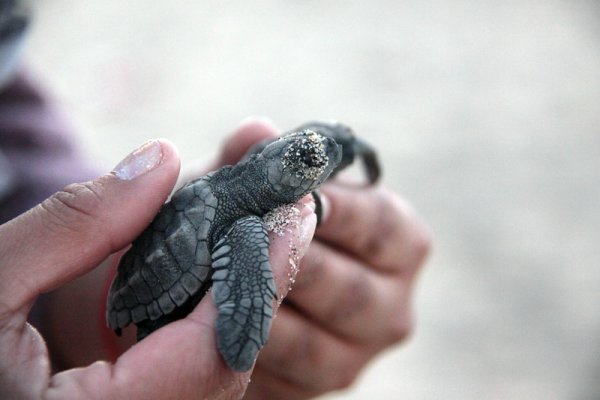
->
[269,311,367,393]
[362,207,398,260]
[360,189,404,265]
[387,309,414,344]
[274,318,322,371]
[412,222,433,266]
[387,191,433,273]
[290,327,343,388]
[309,348,362,392]
[325,269,372,324]
[299,331,365,392]
[40,181,105,232]
[330,366,361,391]
[400,208,432,275]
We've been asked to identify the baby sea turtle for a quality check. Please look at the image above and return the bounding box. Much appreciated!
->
[106,122,381,371]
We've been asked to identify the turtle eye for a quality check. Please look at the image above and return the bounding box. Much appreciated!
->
[301,143,328,169]
[281,130,330,180]
[302,152,314,167]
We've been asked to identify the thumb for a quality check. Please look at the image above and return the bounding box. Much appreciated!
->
[0,139,180,317]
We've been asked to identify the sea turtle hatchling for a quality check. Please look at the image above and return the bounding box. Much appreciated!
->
[106,121,381,371]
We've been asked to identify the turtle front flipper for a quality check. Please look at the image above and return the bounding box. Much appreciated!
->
[211,215,277,372]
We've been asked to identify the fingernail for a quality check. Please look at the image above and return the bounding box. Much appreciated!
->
[112,140,163,180]
[316,192,330,225]
[297,203,317,259]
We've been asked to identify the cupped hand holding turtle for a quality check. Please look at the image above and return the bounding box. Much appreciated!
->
[219,120,432,399]
[0,119,430,399]
[0,138,317,399]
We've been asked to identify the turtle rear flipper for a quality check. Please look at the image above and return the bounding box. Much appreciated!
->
[211,215,277,372]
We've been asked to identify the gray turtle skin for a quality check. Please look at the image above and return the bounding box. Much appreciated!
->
[248,121,381,184]
[297,122,380,184]
[246,121,382,224]
[107,128,344,371]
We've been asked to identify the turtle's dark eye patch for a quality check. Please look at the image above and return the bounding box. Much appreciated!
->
[301,143,327,169]
[303,152,315,167]
[282,130,329,180]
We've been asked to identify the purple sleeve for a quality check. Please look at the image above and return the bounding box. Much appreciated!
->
[0,71,99,223]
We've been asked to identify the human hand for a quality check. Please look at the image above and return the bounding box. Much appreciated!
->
[216,119,431,399]
[0,138,316,399]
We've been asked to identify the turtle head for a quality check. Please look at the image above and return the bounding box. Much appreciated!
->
[259,129,342,202]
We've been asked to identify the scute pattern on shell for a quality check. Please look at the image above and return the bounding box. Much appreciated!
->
[107,178,215,334]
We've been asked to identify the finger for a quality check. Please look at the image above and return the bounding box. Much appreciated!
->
[317,184,431,275]
[253,306,371,394]
[46,314,240,399]
[217,117,280,166]
[0,139,180,317]
[267,196,318,300]
[286,241,413,345]
[185,195,317,349]
[244,366,320,400]
[178,117,280,185]
[45,198,319,399]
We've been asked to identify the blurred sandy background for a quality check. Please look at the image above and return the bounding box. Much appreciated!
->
[23,1,600,399]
